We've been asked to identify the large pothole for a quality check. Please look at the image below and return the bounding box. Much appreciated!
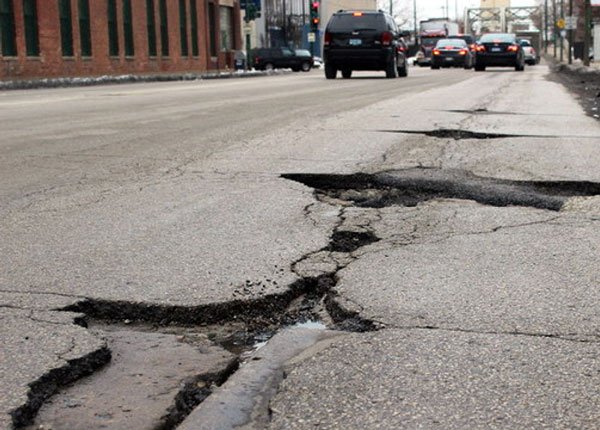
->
[282,168,600,211]
[19,265,378,429]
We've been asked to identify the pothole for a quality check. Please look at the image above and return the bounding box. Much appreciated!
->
[378,128,541,140]
[327,230,380,253]
[18,268,378,429]
[282,168,600,211]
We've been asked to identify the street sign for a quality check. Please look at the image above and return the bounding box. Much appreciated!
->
[565,16,578,30]
[556,18,565,29]
[308,32,316,42]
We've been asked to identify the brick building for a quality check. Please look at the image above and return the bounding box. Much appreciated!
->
[0,0,242,80]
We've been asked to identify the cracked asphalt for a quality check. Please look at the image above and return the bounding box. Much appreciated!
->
[1,64,600,429]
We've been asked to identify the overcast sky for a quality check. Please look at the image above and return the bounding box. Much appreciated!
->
[409,0,536,22]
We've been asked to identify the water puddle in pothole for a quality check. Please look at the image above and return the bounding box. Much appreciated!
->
[239,319,327,362]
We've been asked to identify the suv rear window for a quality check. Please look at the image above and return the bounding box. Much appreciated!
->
[480,33,516,43]
[327,14,385,32]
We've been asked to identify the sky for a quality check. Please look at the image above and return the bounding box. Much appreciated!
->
[408,0,536,22]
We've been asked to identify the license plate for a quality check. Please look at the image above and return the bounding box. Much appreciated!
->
[491,47,501,52]
[445,57,453,61]
[349,39,362,46]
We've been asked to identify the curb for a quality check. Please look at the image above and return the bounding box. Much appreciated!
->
[0,69,290,91]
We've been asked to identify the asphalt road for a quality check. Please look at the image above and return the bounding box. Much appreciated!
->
[1,65,600,429]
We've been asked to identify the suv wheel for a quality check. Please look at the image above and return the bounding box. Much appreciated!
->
[264,63,274,72]
[341,69,352,79]
[385,57,397,78]
[301,61,311,72]
[397,61,408,77]
[325,63,337,79]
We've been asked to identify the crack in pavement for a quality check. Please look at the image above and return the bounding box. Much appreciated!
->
[386,325,600,344]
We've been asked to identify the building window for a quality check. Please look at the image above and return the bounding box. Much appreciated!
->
[219,6,232,51]
[190,0,198,56]
[123,0,134,56]
[207,2,216,57]
[78,0,91,56]
[159,0,168,56]
[146,0,156,56]
[59,0,73,56]
[178,0,187,56]
[23,0,39,56]
[0,0,16,56]
[107,0,118,56]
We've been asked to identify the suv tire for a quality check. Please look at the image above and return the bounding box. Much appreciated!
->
[385,57,397,78]
[341,69,352,79]
[325,63,337,79]
[264,63,274,72]
[397,61,408,77]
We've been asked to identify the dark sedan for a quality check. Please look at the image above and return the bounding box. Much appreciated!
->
[474,33,525,72]
[431,39,473,69]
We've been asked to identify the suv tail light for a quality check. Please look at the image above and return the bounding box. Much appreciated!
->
[381,31,393,46]
[324,31,332,46]
[432,49,441,56]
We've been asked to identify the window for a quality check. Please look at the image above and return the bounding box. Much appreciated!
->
[207,2,216,56]
[59,0,73,56]
[146,0,156,56]
[219,6,232,51]
[23,0,39,56]
[178,0,187,56]
[107,0,118,55]
[190,0,198,56]
[0,0,16,56]
[123,0,134,56]
[78,0,91,56]
[159,0,168,56]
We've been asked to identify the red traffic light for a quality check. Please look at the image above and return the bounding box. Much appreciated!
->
[311,1,320,8]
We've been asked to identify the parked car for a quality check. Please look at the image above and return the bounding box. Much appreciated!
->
[474,33,525,72]
[251,47,314,72]
[518,38,537,65]
[323,10,408,79]
[431,38,473,69]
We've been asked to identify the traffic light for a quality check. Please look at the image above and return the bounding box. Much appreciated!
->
[310,1,320,29]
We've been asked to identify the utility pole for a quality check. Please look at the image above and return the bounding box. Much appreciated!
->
[560,0,564,62]
[568,0,573,64]
[583,0,591,66]
[413,0,417,42]
[553,0,557,57]
[545,0,549,53]
[446,0,449,19]
[390,0,392,17]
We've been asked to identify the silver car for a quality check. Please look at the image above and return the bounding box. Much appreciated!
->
[519,39,537,65]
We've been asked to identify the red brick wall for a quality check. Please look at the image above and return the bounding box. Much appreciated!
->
[0,0,242,80]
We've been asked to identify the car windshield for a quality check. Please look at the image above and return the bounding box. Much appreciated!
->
[480,33,516,43]
[435,39,466,48]
[328,14,385,32]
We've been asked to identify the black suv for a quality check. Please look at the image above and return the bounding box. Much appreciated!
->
[251,47,314,72]
[323,10,408,79]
